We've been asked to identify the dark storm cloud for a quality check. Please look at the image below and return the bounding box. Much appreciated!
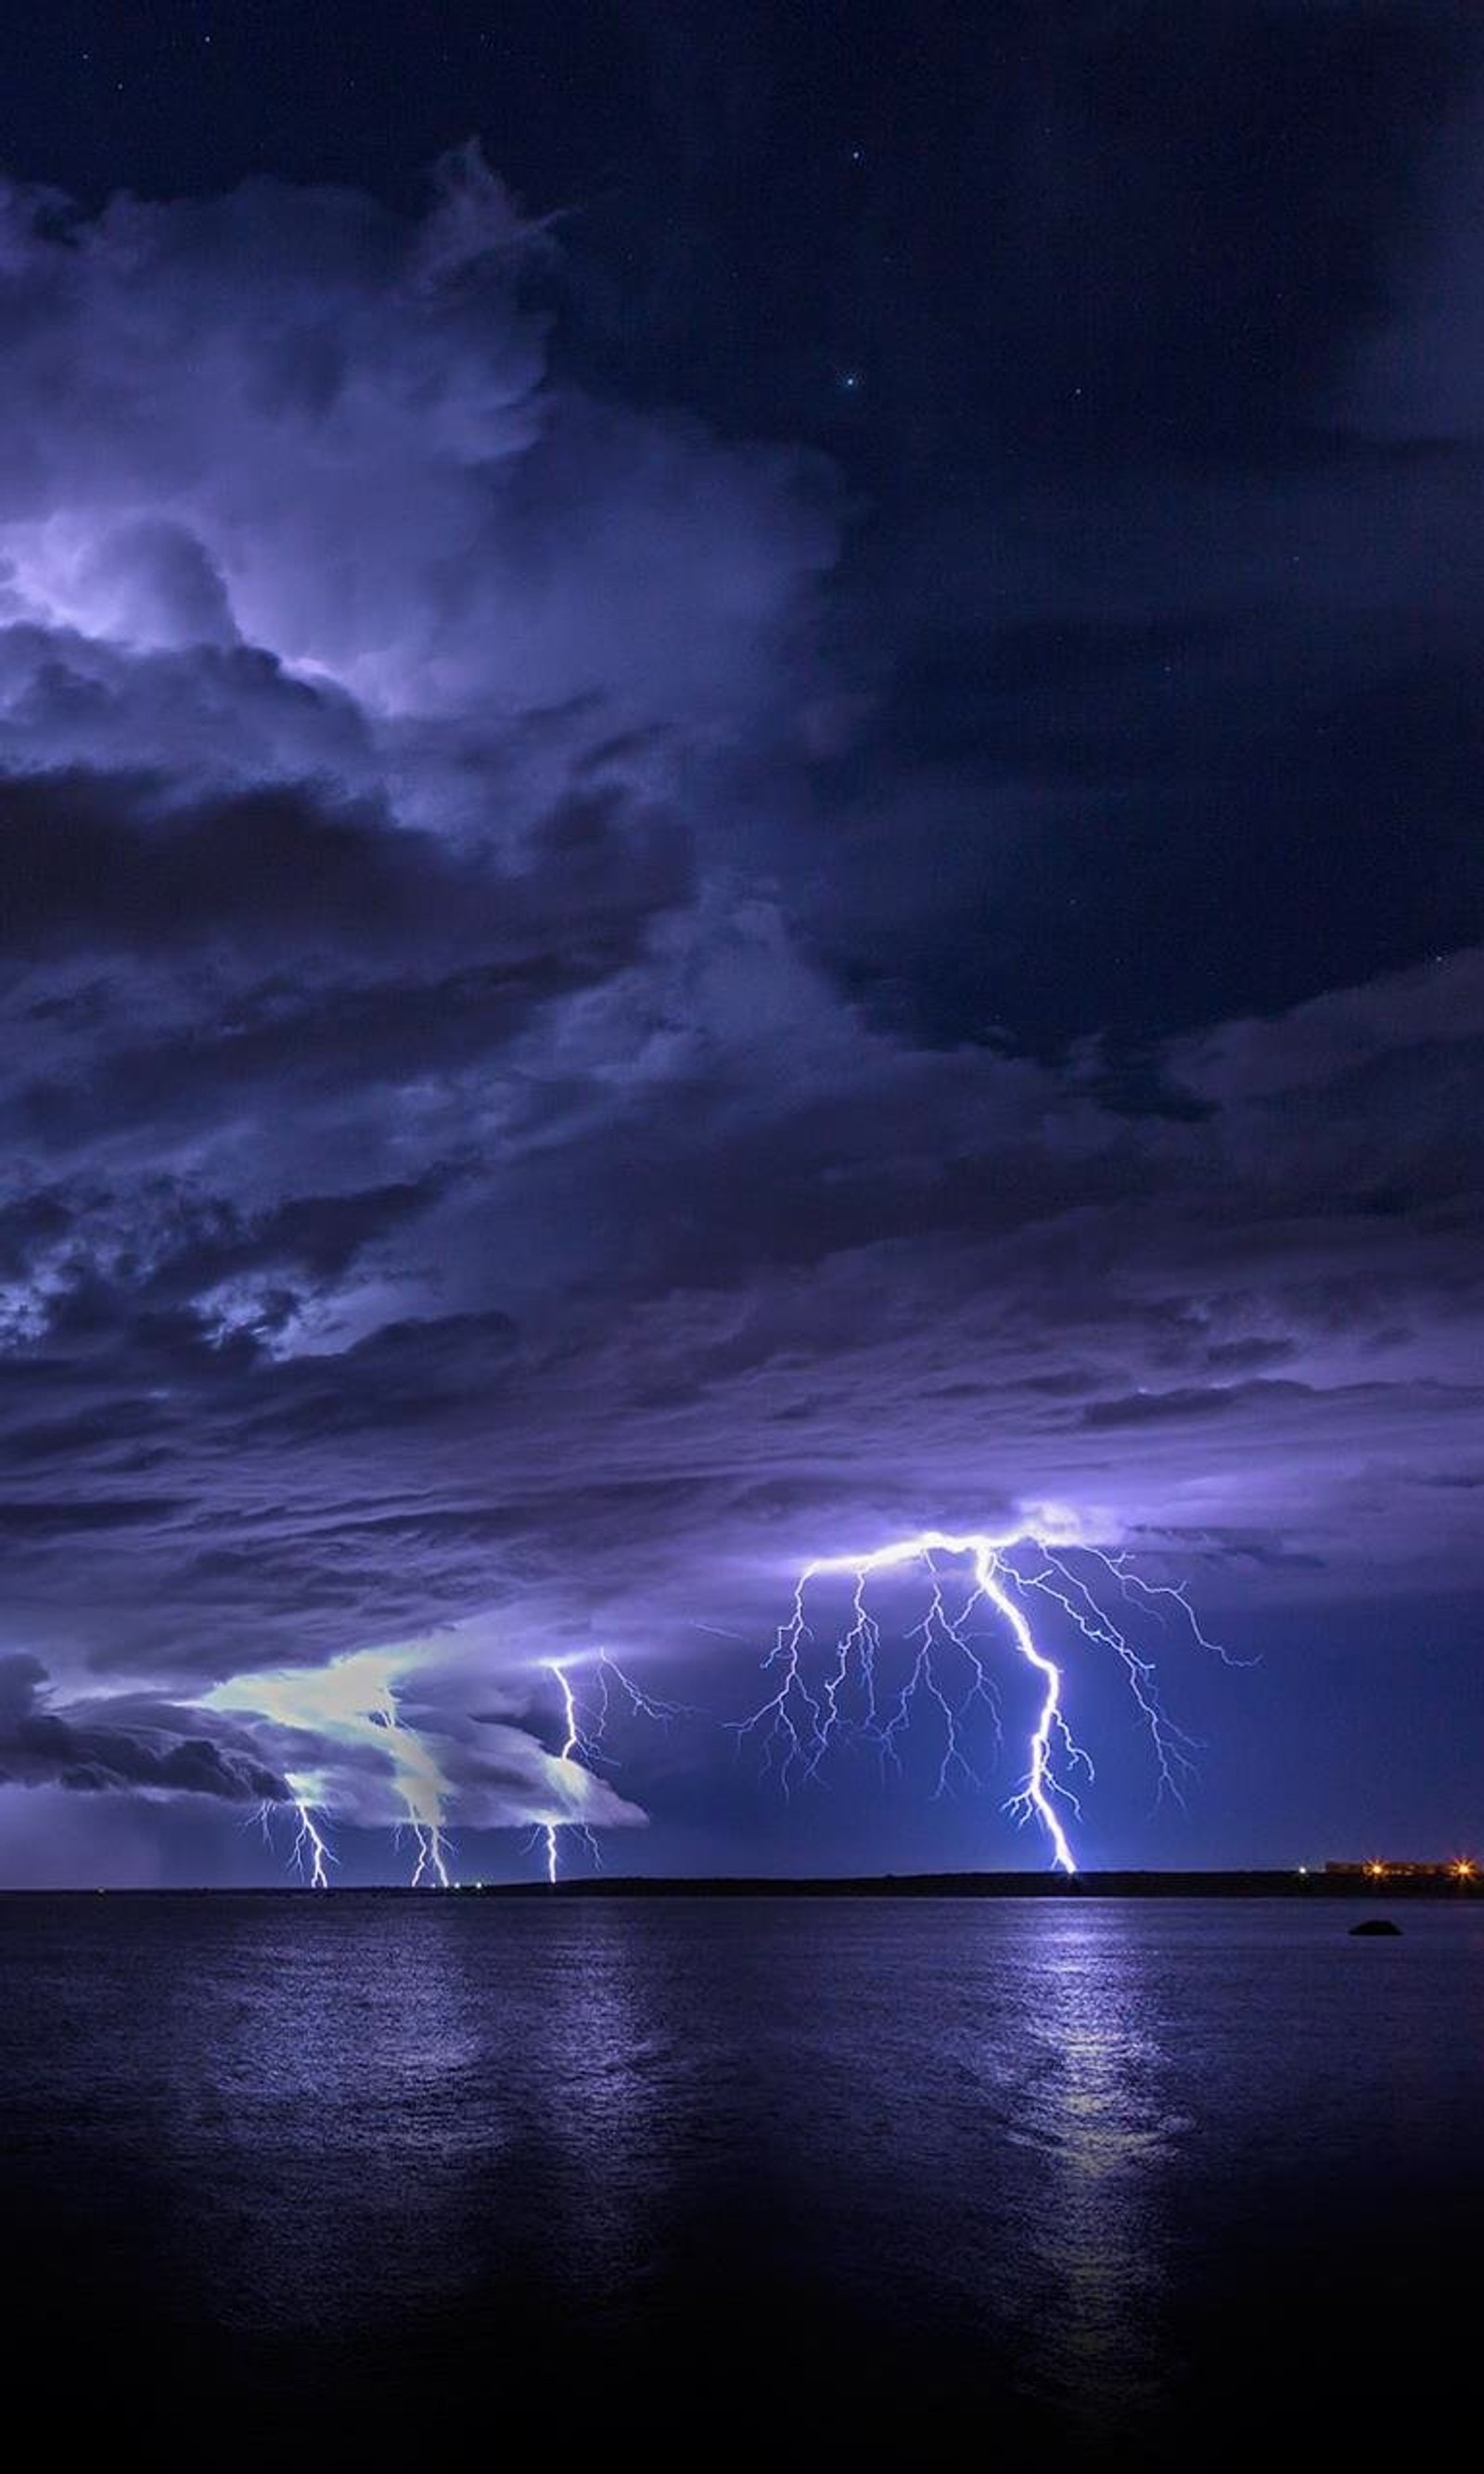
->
[0,1497,182,1532]
[0,1651,288,1800]
[0,769,669,958]
[1,941,1476,1699]
[1079,1384,1306,1432]
[0,59,1474,1876]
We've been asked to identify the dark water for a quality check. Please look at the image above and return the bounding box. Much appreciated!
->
[3,1895,1479,2455]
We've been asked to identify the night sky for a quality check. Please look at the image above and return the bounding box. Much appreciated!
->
[0,0,1478,1885]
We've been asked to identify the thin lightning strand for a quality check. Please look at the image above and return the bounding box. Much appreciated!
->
[540,1650,707,1881]
[881,1569,1004,1790]
[730,1577,830,1790]
[406,1820,454,1889]
[1011,1549,1200,1806]
[544,1660,594,1885]
[594,1647,707,1735]
[542,1660,605,1884]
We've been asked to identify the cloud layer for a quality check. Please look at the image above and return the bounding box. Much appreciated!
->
[0,134,1476,1875]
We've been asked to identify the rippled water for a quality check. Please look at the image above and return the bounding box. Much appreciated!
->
[3,1894,1478,2451]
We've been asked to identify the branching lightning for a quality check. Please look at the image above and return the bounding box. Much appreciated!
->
[212,1529,1223,1887]
[540,1649,703,1882]
[543,1660,603,1885]
[247,1780,334,1887]
[291,1799,332,1890]
[205,1646,456,1890]
[732,1528,1220,1873]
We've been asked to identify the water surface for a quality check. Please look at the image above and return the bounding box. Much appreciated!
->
[3,1894,1478,2452]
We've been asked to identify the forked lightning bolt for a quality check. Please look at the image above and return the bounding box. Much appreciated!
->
[544,1660,603,1884]
[209,1647,455,1889]
[541,1651,700,1882]
[735,1528,1216,1872]
[292,1799,332,1890]
[224,1528,1222,1886]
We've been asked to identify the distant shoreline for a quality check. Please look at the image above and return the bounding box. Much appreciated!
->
[5,1870,1480,1900]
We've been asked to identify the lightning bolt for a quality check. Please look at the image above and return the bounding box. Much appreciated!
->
[246,1781,335,1886]
[213,1532,1221,1887]
[362,1678,454,1888]
[543,1660,602,1885]
[540,1650,704,1881]
[206,1646,456,1890]
[736,1529,1218,1873]
[291,1799,332,1890]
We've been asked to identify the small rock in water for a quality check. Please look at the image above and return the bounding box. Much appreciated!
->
[1349,1916,1401,1937]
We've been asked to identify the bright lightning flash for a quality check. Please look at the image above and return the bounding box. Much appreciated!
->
[736,1529,1217,1872]
[291,1797,332,1891]
[540,1651,699,1882]
[543,1661,596,1885]
[211,1530,1222,1887]
[206,1647,455,1889]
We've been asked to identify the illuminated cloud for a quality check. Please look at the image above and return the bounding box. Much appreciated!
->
[203,1640,646,1868]
[0,120,1474,1878]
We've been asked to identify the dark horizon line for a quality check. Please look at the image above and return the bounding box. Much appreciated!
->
[5,1867,1480,1900]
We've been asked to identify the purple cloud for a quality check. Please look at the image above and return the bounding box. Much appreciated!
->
[0,144,1474,1877]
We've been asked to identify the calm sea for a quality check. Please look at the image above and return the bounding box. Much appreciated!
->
[2,1894,1478,2453]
